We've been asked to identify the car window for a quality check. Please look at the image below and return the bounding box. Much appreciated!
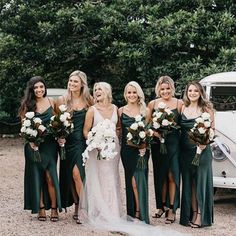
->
[210,86,236,111]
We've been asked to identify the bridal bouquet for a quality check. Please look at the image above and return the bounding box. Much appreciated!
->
[49,104,74,160]
[126,115,153,150]
[82,119,118,165]
[151,102,179,154]
[20,112,47,162]
[189,112,215,166]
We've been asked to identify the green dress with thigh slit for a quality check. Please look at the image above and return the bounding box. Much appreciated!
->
[120,113,149,224]
[59,109,86,208]
[24,107,62,214]
[151,108,180,213]
[179,113,213,226]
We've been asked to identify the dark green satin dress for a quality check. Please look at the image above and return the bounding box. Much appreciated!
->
[59,109,86,208]
[151,109,180,213]
[180,114,213,226]
[24,107,62,214]
[120,113,149,224]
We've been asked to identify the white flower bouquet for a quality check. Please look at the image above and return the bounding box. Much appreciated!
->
[126,115,153,150]
[20,112,47,162]
[152,102,179,154]
[49,105,74,160]
[189,112,215,166]
[82,119,118,165]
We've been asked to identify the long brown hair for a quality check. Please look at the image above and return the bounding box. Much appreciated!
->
[18,76,47,119]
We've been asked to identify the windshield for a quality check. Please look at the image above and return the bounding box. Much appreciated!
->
[210,86,236,111]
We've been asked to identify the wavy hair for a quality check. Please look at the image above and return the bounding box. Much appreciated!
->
[93,82,113,103]
[18,76,47,119]
[183,81,213,111]
[155,75,175,98]
[124,81,147,117]
[64,70,93,111]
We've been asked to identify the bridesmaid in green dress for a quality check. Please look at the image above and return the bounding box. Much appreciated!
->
[118,81,151,224]
[180,81,214,228]
[57,70,93,224]
[19,76,61,221]
[148,76,183,224]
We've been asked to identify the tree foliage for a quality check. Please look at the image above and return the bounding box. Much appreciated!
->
[0,0,235,119]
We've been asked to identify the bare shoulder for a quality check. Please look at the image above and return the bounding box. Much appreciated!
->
[177,99,184,112]
[57,95,65,105]
[48,97,55,106]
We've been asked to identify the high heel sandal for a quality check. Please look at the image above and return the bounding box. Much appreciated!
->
[50,207,59,222]
[188,210,197,226]
[73,202,79,220]
[135,210,140,219]
[37,206,46,221]
[152,205,168,218]
[191,213,202,228]
[165,205,175,224]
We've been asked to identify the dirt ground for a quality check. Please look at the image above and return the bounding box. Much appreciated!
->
[0,137,236,236]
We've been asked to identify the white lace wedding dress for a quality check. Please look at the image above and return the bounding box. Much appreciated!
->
[79,105,188,236]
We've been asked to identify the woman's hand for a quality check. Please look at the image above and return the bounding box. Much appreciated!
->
[29,142,38,151]
[153,131,161,138]
[198,144,206,150]
[58,138,66,147]
[139,148,146,157]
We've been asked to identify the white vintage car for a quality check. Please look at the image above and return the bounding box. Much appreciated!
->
[200,72,236,189]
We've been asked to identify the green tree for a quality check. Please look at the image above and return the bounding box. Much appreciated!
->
[0,0,235,119]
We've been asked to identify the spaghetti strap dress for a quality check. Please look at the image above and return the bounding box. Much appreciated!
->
[120,113,149,224]
[151,106,180,213]
[179,113,214,226]
[59,108,87,208]
[24,106,62,213]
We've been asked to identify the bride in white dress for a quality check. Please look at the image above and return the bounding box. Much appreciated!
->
[79,82,188,236]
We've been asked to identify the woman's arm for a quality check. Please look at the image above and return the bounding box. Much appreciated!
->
[83,107,94,139]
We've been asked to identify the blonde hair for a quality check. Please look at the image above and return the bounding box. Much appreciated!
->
[65,70,93,110]
[155,75,175,98]
[183,81,213,111]
[93,82,112,103]
[124,81,147,117]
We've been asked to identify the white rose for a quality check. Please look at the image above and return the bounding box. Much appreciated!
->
[148,129,154,136]
[202,112,211,120]
[63,112,71,119]
[198,127,206,134]
[38,125,46,132]
[127,132,133,140]
[64,120,70,127]
[130,123,138,130]
[60,114,67,122]
[31,130,38,137]
[33,117,42,124]
[209,128,215,140]
[139,131,146,139]
[50,115,55,121]
[162,119,169,126]
[135,115,142,122]
[138,121,145,127]
[196,117,204,124]
[204,121,211,128]
[25,112,35,119]
[152,117,157,122]
[20,126,27,133]
[158,102,166,109]
[26,128,33,135]
[153,122,160,129]
[156,112,163,119]
[165,108,172,115]
[59,104,67,112]
[23,119,31,127]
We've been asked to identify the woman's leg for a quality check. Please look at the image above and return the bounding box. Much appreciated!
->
[131,176,140,218]
[45,171,58,222]
[165,171,176,223]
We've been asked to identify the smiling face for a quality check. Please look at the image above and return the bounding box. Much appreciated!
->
[94,84,106,102]
[125,85,139,104]
[187,84,200,103]
[68,75,82,93]
[159,82,172,100]
[33,82,45,98]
